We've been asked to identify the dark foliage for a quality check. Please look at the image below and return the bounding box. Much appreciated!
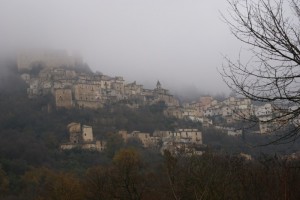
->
[1,60,300,198]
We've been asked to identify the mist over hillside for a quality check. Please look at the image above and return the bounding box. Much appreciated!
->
[0,58,27,94]
[1,0,300,198]
[0,51,300,199]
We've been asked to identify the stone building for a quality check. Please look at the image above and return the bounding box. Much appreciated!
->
[111,76,125,96]
[174,129,203,144]
[199,96,214,107]
[20,73,30,83]
[61,122,106,151]
[74,84,101,101]
[254,103,274,134]
[153,81,179,106]
[124,81,143,96]
[119,130,160,148]
[74,84,103,109]
[27,78,41,97]
[68,122,82,143]
[55,89,73,109]
[154,81,168,95]
[164,107,183,119]
[82,125,94,142]
[159,129,204,156]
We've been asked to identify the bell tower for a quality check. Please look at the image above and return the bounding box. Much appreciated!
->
[156,80,161,89]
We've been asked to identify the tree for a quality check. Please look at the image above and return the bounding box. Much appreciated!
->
[112,148,145,200]
[0,166,9,197]
[105,133,124,158]
[22,168,84,200]
[222,0,300,142]
[84,166,114,200]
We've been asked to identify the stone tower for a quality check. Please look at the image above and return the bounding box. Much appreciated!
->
[67,122,82,144]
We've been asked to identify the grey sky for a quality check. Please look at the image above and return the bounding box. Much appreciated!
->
[0,0,243,95]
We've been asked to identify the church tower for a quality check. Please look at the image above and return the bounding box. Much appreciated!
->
[156,80,162,89]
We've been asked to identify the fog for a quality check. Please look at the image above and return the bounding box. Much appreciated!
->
[0,0,244,96]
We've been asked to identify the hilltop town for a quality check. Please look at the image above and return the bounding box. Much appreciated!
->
[13,50,300,159]
[18,50,179,110]
[17,50,290,140]
[1,49,300,200]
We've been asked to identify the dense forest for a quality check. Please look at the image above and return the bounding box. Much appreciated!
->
[1,60,300,199]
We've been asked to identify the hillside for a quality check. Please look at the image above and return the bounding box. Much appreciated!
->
[1,59,300,199]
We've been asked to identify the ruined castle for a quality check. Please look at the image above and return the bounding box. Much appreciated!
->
[60,122,106,151]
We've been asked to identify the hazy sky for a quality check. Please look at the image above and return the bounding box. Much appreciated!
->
[0,0,244,96]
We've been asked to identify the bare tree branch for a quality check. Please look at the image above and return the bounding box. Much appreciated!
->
[222,0,300,142]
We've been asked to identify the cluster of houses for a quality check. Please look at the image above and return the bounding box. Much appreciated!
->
[119,129,205,156]
[165,96,293,135]
[20,67,179,109]
[18,49,293,135]
[166,96,252,124]
[61,122,205,156]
